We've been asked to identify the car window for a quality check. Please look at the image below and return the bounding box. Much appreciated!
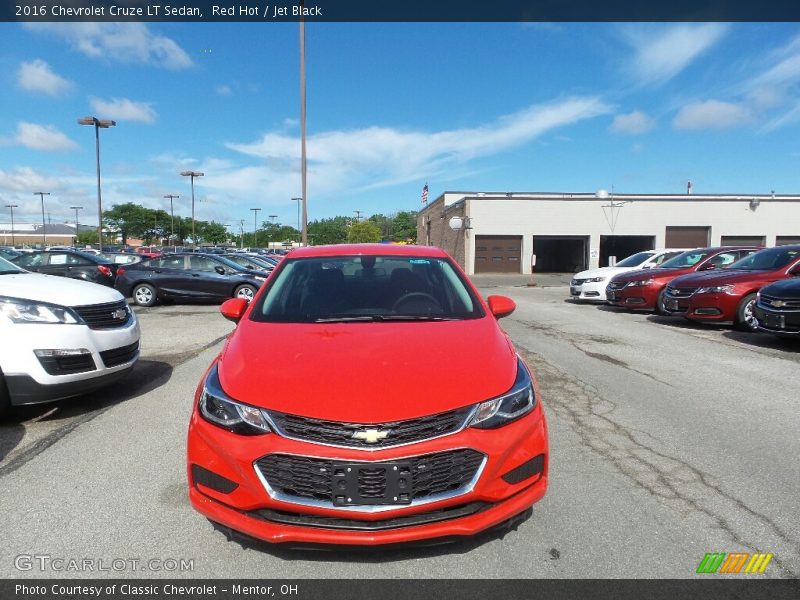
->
[708,252,737,267]
[15,253,43,268]
[189,256,222,271]
[155,256,186,269]
[660,251,709,268]
[655,251,684,265]
[615,251,656,267]
[727,247,800,271]
[252,255,484,323]
[48,253,70,265]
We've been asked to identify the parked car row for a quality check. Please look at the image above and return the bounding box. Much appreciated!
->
[571,245,800,339]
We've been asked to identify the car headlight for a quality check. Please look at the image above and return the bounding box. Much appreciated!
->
[628,279,654,287]
[585,277,606,283]
[469,357,536,429]
[199,364,271,435]
[0,297,81,324]
[696,284,734,294]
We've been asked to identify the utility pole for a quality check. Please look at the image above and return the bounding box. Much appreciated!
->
[239,219,246,249]
[164,194,179,245]
[34,191,50,247]
[299,18,308,245]
[70,206,83,247]
[250,208,261,248]
[353,210,362,222]
[5,204,18,246]
[268,215,277,250]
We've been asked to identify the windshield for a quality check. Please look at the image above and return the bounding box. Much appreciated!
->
[615,252,656,267]
[659,251,710,269]
[727,246,800,271]
[209,255,248,271]
[251,255,484,323]
[0,256,25,275]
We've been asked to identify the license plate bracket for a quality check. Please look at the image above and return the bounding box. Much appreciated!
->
[764,313,785,329]
[331,461,413,506]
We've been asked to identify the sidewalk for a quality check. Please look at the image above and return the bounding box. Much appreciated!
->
[469,272,572,288]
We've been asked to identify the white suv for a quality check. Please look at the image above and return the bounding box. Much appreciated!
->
[0,256,140,415]
[570,249,690,301]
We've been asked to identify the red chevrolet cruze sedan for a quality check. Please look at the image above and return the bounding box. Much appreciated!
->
[663,245,800,331]
[606,247,760,313]
[187,244,548,545]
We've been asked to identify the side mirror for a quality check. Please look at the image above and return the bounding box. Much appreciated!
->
[698,262,716,271]
[487,295,516,319]
[220,298,248,323]
[214,265,226,275]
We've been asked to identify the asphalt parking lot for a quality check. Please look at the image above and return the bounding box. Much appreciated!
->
[1,277,798,578]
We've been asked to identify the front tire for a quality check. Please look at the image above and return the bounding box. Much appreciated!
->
[234,284,257,302]
[655,289,668,315]
[132,283,158,307]
[735,293,758,332]
[0,370,10,418]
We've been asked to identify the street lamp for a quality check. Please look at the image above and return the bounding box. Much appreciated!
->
[78,116,115,252]
[250,207,261,248]
[5,204,18,246]
[268,215,278,249]
[299,19,308,246]
[34,192,50,247]
[180,171,204,249]
[164,194,179,246]
[70,206,83,247]
[292,197,301,238]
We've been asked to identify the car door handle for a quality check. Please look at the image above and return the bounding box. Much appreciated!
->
[154,269,163,273]
[191,274,201,277]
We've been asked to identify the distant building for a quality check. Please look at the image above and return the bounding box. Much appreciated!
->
[418,191,800,274]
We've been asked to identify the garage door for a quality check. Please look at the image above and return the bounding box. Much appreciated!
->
[665,226,710,248]
[721,235,766,246]
[474,235,522,273]
[777,236,800,246]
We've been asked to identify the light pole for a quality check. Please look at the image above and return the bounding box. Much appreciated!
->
[34,192,50,247]
[70,206,83,247]
[239,219,245,249]
[292,197,301,239]
[164,194,179,246]
[299,19,308,246]
[180,171,204,249]
[78,116,116,252]
[5,204,18,246]
[268,215,278,249]
[250,208,261,248]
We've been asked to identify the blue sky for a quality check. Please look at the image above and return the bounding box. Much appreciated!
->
[1,22,800,230]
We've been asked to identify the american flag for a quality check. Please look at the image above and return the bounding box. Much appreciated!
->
[421,183,429,204]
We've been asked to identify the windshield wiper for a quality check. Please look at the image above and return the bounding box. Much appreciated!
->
[312,315,457,323]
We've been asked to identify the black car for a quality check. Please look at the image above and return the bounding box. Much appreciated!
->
[221,253,274,273]
[754,278,800,338]
[0,247,21,261]
[11,250,117,286]
[115,253,267,306]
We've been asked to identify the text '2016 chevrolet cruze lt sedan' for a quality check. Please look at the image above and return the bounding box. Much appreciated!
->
[187,244,548,545]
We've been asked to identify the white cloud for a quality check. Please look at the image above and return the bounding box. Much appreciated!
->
[609,111,655,134]
[4,122,78,151]
[89,97,157,123]
[623,24,728,86]
[24,23,193,69]
[216,85,232,96]
[673,100,751,130]
[17,59,73,96]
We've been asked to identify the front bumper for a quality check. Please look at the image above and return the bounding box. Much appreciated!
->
[187,403,548,545]
[0,314,140,405]
[569,281,607,301]
[606,286,658,309]
[755,305,800,335]
[683,293,737,324]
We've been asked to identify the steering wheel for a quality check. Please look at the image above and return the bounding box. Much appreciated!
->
[392,292,441,312]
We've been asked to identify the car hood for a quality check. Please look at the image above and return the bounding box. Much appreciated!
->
[217,317,518,422]
[759,278,800,297]
[669,269,774,287]
[0,272,124,306]
[574,265,648,279]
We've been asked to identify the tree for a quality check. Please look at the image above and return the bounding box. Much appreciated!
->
[198,221,228,244]
[307,216,349,245]
[392,211,417,242]
[103,203,153,244]
[77,229,98,245]
[368,213,393,240]
[347,220,382,243]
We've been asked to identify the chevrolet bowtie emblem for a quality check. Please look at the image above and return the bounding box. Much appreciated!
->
[352,429,389,444]
[771,300,786,308]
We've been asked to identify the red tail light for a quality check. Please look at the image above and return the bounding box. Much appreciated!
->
[98,265,113,277]
[117,267,126,277]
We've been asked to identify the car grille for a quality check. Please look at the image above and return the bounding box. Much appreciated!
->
[759,294,800,310]
[36,353,96,376]
[256,448,485,506]
[267,406,474,449]
[100,341,140,368]
[72,300,130,330]
[665,286,697,298]
[571,278,586,286]
[607,281,628,291]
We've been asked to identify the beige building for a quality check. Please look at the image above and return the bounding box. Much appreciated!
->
[417,191,800,275]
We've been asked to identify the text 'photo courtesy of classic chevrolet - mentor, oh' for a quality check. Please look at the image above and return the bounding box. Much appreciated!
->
[187,244,549,545]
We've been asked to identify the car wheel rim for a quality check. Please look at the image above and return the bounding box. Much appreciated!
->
[135,287,152,304]
[743,300,757,329]
[237,287,254,301]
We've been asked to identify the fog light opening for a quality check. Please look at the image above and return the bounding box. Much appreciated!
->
[501,454,545,485]
[191,464,239,494]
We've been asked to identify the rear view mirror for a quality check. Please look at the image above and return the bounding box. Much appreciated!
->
[487,295,516,319]
[220,298,248,323]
